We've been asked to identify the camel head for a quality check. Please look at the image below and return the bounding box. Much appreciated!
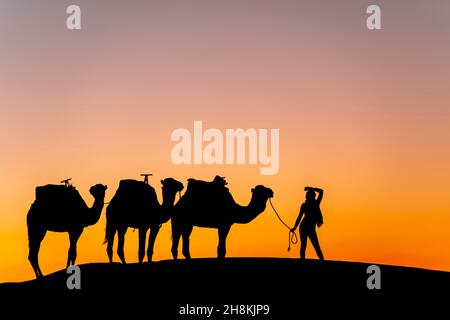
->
[213,175,228,187]
[161,178,184,195]
[159,178,184,223]
[161,178,184,206]
[84,184,108,226]
[233,185,273,224]
[251,185,274,201]
[89,184,108,199]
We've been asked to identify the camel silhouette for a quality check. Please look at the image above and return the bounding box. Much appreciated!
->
[27,183,107,278]
[171,176,273,259]
[104,178,184,264]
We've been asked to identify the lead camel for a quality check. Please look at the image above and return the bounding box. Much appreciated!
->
[171,176,273,259]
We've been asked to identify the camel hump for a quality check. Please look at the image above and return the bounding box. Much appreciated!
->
[184,176,231,203]
[187,175,228,189]
[118,179,155,191]
[115,179,158,202]
[118,179,148,189]
[36,184,77,199]
[35,184,84,207]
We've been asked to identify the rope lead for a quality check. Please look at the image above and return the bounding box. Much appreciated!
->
[269,198,298,251]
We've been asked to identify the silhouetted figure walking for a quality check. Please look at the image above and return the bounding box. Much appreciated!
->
[291,187,324,260]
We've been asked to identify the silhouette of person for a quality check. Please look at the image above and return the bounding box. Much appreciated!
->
[291,187,324,260]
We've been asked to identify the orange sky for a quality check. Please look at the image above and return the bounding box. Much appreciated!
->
[1,1,450,282]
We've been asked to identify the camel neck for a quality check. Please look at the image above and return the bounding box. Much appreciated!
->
[233,195,267,224]
[85,197,105,226]
[92,197,105,211]
[162,190,177,208]
[248,195,266,212]
[159,188,177,224]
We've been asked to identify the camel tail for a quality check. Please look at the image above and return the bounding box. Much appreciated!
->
[103,210,116,245]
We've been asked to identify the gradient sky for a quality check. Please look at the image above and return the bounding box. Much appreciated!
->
[1,0,449,282]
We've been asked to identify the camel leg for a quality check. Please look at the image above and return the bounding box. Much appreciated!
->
[182,225,193,260]
[217,225,231,258]
[28,226,47,278]
[147,225,161,262]
[171,220,182,260]
[105,222,116,263]
[138,227,148,263]
[106,238,114,263]
[67,228,83,268]
[117,226,127,264]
